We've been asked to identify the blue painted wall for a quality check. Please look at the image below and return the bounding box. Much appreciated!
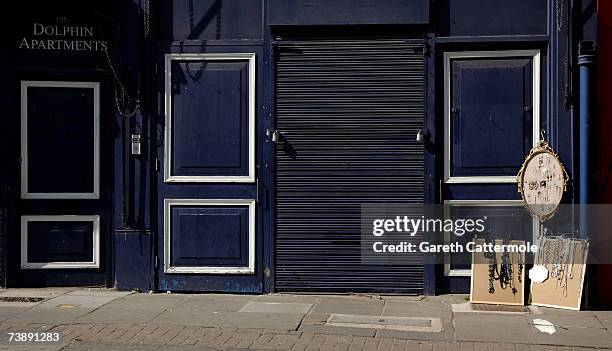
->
[113,0,154,292]
[268,0,429,25]
[436,0,548,37]
[0,0,597,293]
[60,0,599,294]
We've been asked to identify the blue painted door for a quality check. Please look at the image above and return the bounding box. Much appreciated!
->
[440,50,541,293]
[156,48,264,292]
[16,80,111,287]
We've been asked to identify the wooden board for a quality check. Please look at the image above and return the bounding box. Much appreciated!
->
[530,238,588,310]
[470,239,526,306]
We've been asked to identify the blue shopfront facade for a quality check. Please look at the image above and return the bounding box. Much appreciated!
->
[0,0,598,295]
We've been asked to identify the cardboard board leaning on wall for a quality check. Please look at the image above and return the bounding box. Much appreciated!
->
[470,239,526,306]
[530,238,589,310]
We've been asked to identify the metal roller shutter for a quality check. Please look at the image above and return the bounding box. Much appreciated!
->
[274,37,425,294]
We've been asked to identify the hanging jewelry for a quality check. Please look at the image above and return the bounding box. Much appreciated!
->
[530,225,550,283]
[483,235,498,294]
[517,250,524,284]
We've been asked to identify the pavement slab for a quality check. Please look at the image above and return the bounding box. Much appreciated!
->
[37,295,120,309]
[0,307,30,322]
[148,308,235,327]
[301,312,330,325]
[0,289,69,298]
[6,306,94,324]
[319,296,386,306]
[374,317,455,342]
[299,323,377,337]
[65,290,133,298]
[239,302,313,314]
[188,294,255,301]
[532,324,612,349]
[0,289,69,308]
[102,293,186,310]
[599,318,612,333]
[453,313,528,324]
[454,313,536,344]
[75,306,164,324]
[527,315,604,329]
[424,295,467,304]
[224,312,304,330]
[313,300,384,316]
[172,296,248,312]
[535,307,594,317]
[383,301,452,319]
[594,311,612,320]
[255,294,322,304]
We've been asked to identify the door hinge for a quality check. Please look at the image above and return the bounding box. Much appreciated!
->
[255,179,259,204]
[154,256,159,268]
[154,158,160,172]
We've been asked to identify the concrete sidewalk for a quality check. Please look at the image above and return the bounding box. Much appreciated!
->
[0,288,610,350]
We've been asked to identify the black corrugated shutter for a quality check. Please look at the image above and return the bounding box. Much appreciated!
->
[274,37,425,294]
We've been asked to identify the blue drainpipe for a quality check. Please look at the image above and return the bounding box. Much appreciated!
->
[577,41,596,239]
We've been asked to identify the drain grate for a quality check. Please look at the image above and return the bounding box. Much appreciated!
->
[0,297,45,303]
[471,304,530,313]
[326,314,442,332]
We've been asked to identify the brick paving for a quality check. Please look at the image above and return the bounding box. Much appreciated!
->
[0,290,610,350]
[0,322,609,351]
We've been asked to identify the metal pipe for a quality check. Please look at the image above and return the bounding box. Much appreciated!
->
[578,40,596,238]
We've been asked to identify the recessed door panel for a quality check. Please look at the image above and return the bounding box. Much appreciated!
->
[27,222,94,263]
[168,203,251,269]
[451,59,532,177]
[443,51,540,183]
[165,54,255,183]
[21,215,100,269]
[444,202,535,275]
[21,81,99,199]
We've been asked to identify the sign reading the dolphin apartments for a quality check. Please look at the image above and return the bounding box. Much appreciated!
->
[18,16,108,52]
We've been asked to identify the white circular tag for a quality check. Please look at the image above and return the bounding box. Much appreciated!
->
[529,265,549,283]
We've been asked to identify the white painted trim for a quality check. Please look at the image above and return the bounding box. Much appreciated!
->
[164,53,256,183]
[20,81,100,199]
[21,215,100,269]
[164,199,256,274]
[443,50,541,184]
[443,200,539,277]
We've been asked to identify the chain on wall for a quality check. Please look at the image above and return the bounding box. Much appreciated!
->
[143,0,150,38]
[555,0,565,32]
[103,46,140,118]
[97,0,152,118]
